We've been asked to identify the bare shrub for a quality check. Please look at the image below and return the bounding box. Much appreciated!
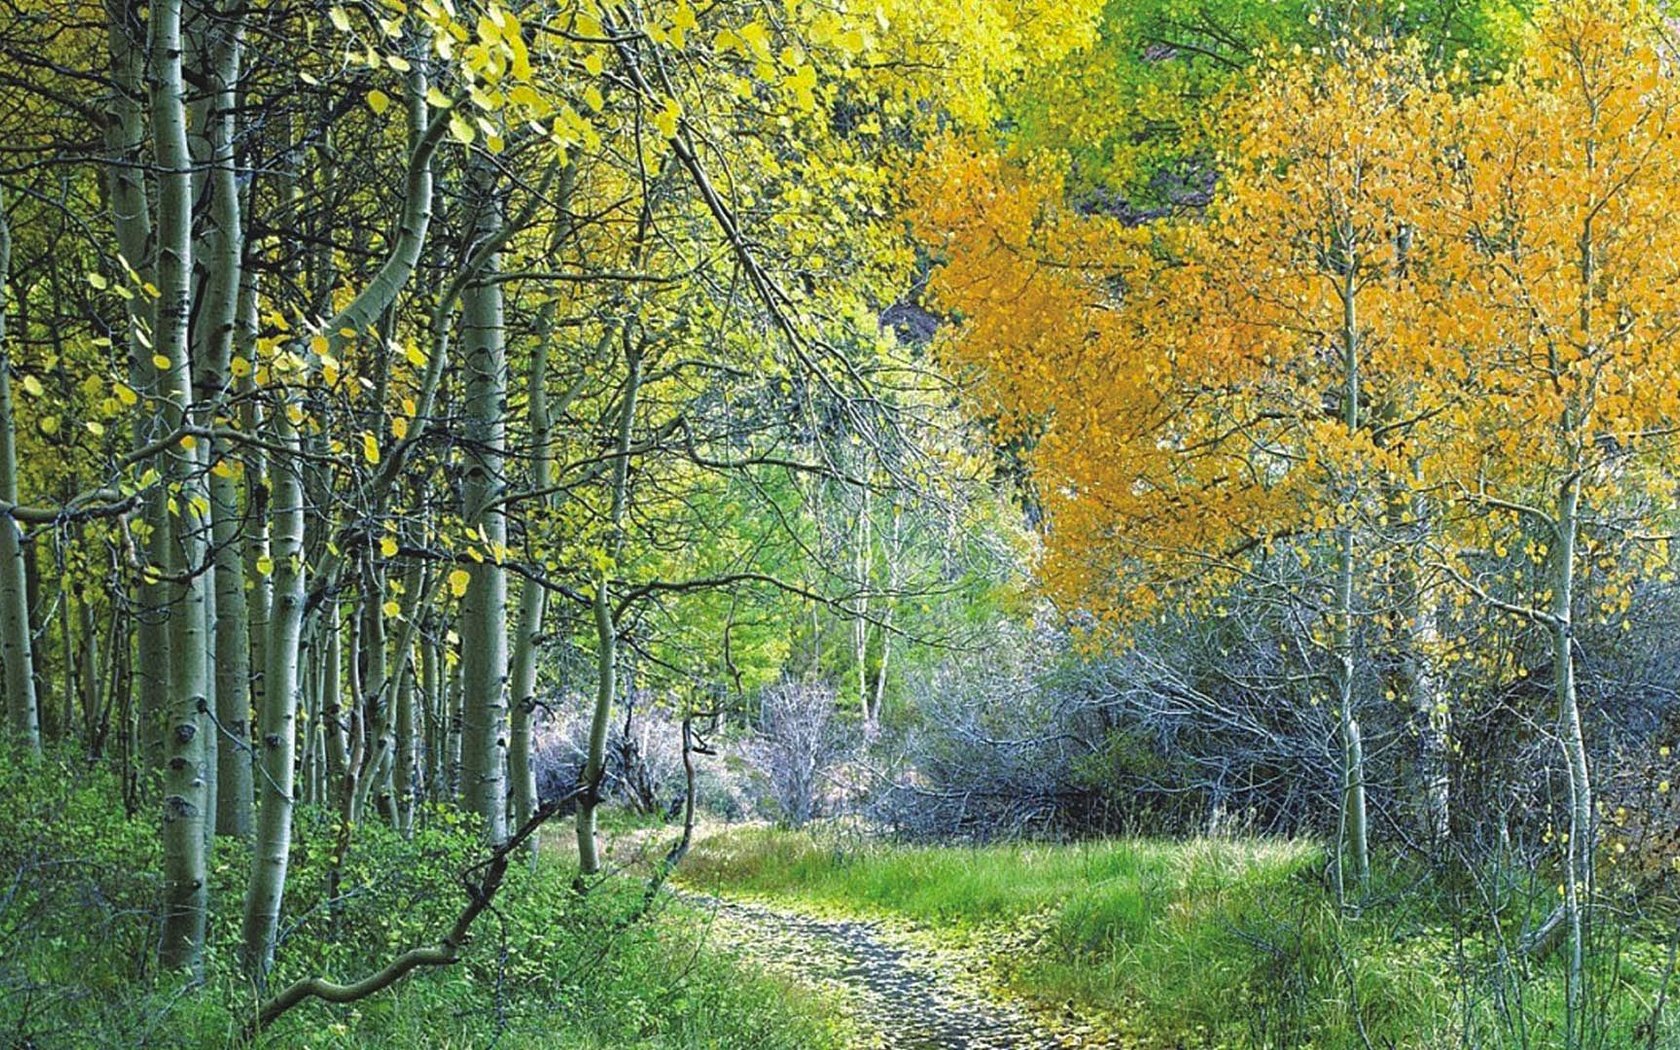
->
[529,689,685,815]
[750,679,850,827]
[870,616,1098,840]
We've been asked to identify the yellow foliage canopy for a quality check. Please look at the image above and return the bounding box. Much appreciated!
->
[918,1,1680,627]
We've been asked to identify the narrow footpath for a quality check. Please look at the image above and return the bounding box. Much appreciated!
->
[687,893,1127,1049]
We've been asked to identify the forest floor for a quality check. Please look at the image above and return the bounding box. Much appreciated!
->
[572,818,1125,1046]
[603,819,1677,1048]
[682,890,1122,1049]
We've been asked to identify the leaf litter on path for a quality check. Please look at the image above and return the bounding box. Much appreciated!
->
[684,893,1133,1049]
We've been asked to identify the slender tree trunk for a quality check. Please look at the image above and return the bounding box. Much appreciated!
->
[395,648,417,835]
[150,0,212,971]
[0,189,38,754]
[446,659,462,801]
[1334,249,1369,899]
[239,388,306,981]
[577,345,641,877]
[104,0,168,783]
[322,603,347,791]
[54,567,76,746]
[1555,470,1591,1047]
[458,164,510,845]
[299,634,318,806]
[21,543,43,731]
[870,507,903,724]
[352,561,392,823]
[853,482,872,723]
[79,590,102,753]
[421,614,442,803]
[188,0,252,838]
[508,315,552,856]
[1384,477,1449,845]
[340,605,365,827]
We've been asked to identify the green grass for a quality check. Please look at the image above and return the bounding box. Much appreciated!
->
[680,825,1679,1049]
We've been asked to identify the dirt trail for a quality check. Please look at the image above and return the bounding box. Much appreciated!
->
[688,893,1124,1049]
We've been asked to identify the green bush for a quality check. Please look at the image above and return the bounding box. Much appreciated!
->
[0,749,842,1048]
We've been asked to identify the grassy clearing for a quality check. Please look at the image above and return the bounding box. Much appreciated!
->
[680,825,1677,1048]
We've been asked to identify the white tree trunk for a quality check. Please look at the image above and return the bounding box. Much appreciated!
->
[0,188,37,753]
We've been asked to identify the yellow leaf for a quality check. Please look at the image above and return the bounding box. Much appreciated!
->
[256,554,274,576]
[449,110,476,144]
[329,5,351,31]
[654,96,681,138]
[786,63,817,111]
[507,84,544,111]
[152,353,172,371]
[448,567,470,597]
[86,272,109,290]
[114,383,138,406]
[382,599,402,617]
[366,88,392,114]
[380,535,399,558]
[362,432,381,464]
[19,375,42,397]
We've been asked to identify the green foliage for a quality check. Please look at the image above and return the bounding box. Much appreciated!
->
[1004,0,1531,202]
[0,750,841,1048]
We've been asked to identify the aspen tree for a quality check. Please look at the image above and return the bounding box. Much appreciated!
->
[0,186,36,754]
[457,160,511,846]
[149,0,212,972]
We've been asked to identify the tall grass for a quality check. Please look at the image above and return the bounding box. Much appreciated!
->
[681,826,1677,1048]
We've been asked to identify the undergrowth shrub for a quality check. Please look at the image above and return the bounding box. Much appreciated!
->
[0,748,842,1048]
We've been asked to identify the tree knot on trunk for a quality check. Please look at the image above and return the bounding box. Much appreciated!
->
[163,794,198,819]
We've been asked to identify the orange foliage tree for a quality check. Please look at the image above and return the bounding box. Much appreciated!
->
[919,6,1680,1027]
[915,45,1450,895]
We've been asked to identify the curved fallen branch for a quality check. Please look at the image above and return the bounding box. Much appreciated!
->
[248,786,583,1038]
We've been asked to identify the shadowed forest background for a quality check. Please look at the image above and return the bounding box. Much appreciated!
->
[3,0,1680,1046]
